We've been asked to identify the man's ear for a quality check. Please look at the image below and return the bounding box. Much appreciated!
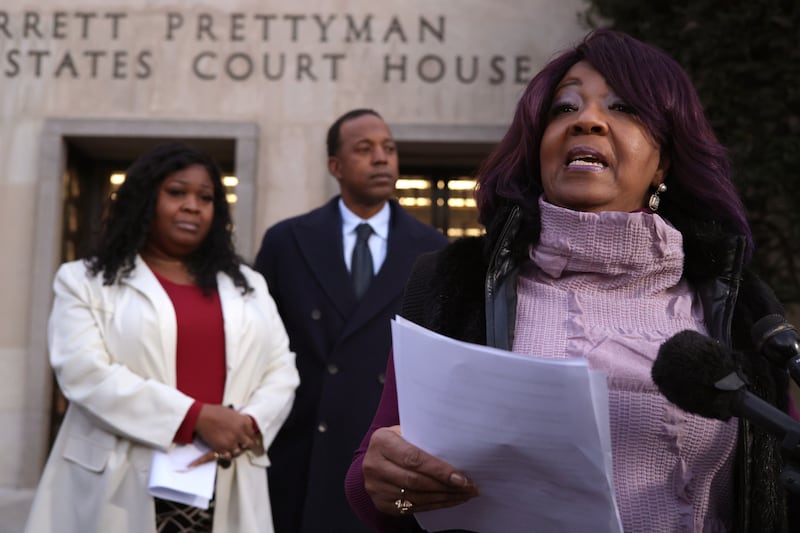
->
[328,156,342,180]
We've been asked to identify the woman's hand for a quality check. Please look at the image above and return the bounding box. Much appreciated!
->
[363,425,479,517]
[189,404,259,467]
[185,448,236,469]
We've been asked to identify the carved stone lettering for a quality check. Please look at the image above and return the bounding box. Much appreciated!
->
[0,10,529,85]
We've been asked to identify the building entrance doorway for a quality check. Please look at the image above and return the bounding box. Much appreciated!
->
[29,120,258,455]
[50,135,242,446]
[59,136,238,263]
[395,139,495,239]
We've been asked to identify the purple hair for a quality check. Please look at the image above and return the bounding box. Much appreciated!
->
[475,29,753,258]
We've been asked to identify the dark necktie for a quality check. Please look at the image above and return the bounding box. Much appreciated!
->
[351,223,374,299]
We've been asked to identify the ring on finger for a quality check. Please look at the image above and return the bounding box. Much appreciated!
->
[394,488,414,515]
[216,452,232,469]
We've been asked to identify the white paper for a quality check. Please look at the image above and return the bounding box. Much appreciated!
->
[391,317,622,533]
[148,440,216,509]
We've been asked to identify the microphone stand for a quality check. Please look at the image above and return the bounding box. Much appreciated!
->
[720,372,800,494]
[779,429,800,494]
[751,316,800,491]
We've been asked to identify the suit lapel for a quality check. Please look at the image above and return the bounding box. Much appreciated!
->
[294,198,357,319]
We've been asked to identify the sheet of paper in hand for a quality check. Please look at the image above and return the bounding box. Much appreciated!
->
[391,316,622,533]
[148,440,216,509]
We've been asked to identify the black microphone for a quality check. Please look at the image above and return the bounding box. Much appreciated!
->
[652,330,800,452]
[752,314,800,385]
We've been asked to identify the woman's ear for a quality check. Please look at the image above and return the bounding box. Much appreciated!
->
[653,152,671,186]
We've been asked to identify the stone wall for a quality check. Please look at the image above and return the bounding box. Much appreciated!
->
[0,2,588,529]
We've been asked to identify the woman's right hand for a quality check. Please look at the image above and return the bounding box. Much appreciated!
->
[362,425,479,517]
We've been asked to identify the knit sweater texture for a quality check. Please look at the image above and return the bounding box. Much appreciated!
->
[513,200,736,532]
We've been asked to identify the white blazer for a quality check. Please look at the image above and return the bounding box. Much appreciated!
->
[25,256,299,533]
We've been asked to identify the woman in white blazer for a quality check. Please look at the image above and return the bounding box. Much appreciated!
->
[25,142,299,533]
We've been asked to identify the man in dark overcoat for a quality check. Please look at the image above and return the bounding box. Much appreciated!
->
[254,109,448,533]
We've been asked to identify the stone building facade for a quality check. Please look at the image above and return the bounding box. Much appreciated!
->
[0,1,587,529]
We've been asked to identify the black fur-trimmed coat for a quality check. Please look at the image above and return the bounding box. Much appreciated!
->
[399,203,793,533]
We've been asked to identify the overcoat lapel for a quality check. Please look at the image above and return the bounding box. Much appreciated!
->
[217,273,244,376]
[291,199,429,347]
[293,199,357,319]
[122,255,178,385]
[123,259,245,391]
[338,204,419,342]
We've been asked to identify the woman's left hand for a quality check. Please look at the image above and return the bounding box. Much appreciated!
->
[187,404,259,468]
[363,425,479,516]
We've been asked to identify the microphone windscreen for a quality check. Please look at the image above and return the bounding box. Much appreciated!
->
[652,330,739,420]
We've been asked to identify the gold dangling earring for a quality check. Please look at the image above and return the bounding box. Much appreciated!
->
[648,183,667,212]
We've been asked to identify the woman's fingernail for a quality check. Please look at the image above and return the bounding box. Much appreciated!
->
[449,472,467,486]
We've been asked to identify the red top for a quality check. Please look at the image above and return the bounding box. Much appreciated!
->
[152,270,226,443]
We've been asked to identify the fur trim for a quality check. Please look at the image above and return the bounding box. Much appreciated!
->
[429,237,488,343]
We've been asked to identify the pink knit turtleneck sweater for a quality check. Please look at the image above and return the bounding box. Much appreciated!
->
[513,199,737,533]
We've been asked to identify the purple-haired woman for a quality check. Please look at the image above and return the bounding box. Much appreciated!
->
[344,30,796,532]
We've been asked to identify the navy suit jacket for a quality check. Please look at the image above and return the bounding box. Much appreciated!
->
[254,197,448,533]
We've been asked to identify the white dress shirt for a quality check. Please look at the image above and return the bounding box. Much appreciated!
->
[339,198,390,274]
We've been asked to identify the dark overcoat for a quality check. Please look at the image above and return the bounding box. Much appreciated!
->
[254,196,448,533]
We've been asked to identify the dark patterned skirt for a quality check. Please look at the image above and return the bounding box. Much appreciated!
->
[155,497,215,533]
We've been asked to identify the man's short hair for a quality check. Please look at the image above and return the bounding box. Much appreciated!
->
[326,109,383,157]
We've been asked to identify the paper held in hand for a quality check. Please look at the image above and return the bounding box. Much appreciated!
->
[148,440,216,509]
[391,316,622,533]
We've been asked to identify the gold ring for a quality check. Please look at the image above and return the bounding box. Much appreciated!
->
[216,452,232,469]
[394,488,413,515]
